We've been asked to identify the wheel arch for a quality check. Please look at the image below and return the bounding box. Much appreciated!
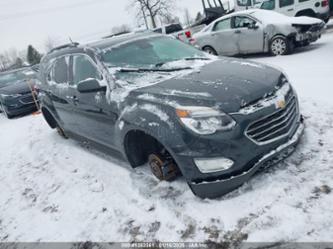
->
[295,9,316,17]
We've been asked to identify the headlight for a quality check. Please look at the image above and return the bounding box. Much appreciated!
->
[176,106,236,135]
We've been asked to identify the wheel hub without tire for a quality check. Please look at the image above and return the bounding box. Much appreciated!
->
[148,153,179,181]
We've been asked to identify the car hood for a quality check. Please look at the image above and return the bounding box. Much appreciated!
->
[131,58,283,113]
[0,80,32,96]
[289,16,324,25]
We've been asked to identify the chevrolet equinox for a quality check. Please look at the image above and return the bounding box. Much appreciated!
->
[38,33,304,198]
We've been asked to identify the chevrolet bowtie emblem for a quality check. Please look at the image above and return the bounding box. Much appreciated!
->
[276,99,286,109]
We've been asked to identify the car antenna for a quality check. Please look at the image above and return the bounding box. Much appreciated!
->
[69,36,75,44]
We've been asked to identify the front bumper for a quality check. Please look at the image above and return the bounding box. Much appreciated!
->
[295,22,326,44]
[188,121,304,199]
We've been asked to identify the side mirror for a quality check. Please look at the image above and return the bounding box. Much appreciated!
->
[248,22,259,30]
[77,79,106,93]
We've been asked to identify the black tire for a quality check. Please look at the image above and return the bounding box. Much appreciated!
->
[203,46,218,55]
[270,36,294,56]
[324,17,330,23]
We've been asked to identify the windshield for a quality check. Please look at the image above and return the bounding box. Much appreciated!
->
[0,69,35,87]
[101,36,207,69]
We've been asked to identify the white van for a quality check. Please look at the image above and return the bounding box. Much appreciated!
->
[234,0,330,22]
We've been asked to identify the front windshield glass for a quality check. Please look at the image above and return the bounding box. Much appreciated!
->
[0,69,35,87]
[101,36,207,69]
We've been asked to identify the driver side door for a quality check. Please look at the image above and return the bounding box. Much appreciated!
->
[69,54,118,148]
[233,15,265,54]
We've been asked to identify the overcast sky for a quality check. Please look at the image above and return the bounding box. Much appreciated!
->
[0,0,203,54]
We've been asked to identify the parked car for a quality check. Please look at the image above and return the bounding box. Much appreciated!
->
[260,0,330,22]
[38,34,304,198]
[192,9,325,56]
[0,67,39,119]
[153,23,193,43]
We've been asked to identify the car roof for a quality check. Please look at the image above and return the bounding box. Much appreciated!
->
[214,9,266,21]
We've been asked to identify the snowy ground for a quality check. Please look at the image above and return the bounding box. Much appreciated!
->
[1,33,333,244]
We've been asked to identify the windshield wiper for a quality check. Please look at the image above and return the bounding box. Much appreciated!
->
[155,57,210,67]
[118,67,192,73]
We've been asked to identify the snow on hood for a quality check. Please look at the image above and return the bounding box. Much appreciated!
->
[107,58,216,105]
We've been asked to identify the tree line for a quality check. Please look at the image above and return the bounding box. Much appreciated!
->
[0,45,42,72]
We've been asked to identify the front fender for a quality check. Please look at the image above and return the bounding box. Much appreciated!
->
[114,102,188,158]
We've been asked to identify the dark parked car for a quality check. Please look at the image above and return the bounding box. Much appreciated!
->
[0,67,39,119]
[38,34,304,198]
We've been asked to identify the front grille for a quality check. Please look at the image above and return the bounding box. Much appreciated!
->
[246,97,298,144]
[19,95,34,104]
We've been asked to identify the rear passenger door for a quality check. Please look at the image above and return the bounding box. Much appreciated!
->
[46,55,77,131]
[210,18,239,55]
[70,54,118,147]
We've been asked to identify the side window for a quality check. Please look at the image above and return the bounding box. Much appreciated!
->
[53,57,69,84]
[234,16,256,28]
[279,0,294,7]
[260,0,275,9]
[237,0,252,6]
[298,0,309,2]
[154,28,162,34]
[213,18,231,31]
[73,55,100,85]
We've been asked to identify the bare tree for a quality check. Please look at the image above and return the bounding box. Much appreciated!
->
[130,0,176,29]
[0,48,23,71]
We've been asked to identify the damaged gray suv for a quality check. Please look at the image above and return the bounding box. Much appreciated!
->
[38,33,304,198]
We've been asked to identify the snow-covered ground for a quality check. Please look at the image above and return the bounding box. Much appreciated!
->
[1,33,333,244]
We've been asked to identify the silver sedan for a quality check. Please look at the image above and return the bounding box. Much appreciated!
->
[192,9,325,56]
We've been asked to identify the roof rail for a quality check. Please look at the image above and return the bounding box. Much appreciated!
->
[49,42,80,54]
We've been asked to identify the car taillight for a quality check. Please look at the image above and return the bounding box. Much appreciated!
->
[321,0,328,7]
[185,31,192,38]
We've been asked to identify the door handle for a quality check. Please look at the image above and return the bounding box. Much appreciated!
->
[234,30,241,34]
[287,8,294,11]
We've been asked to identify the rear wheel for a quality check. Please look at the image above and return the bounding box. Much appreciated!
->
[203,46,218,55]
[270,36,294,56]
